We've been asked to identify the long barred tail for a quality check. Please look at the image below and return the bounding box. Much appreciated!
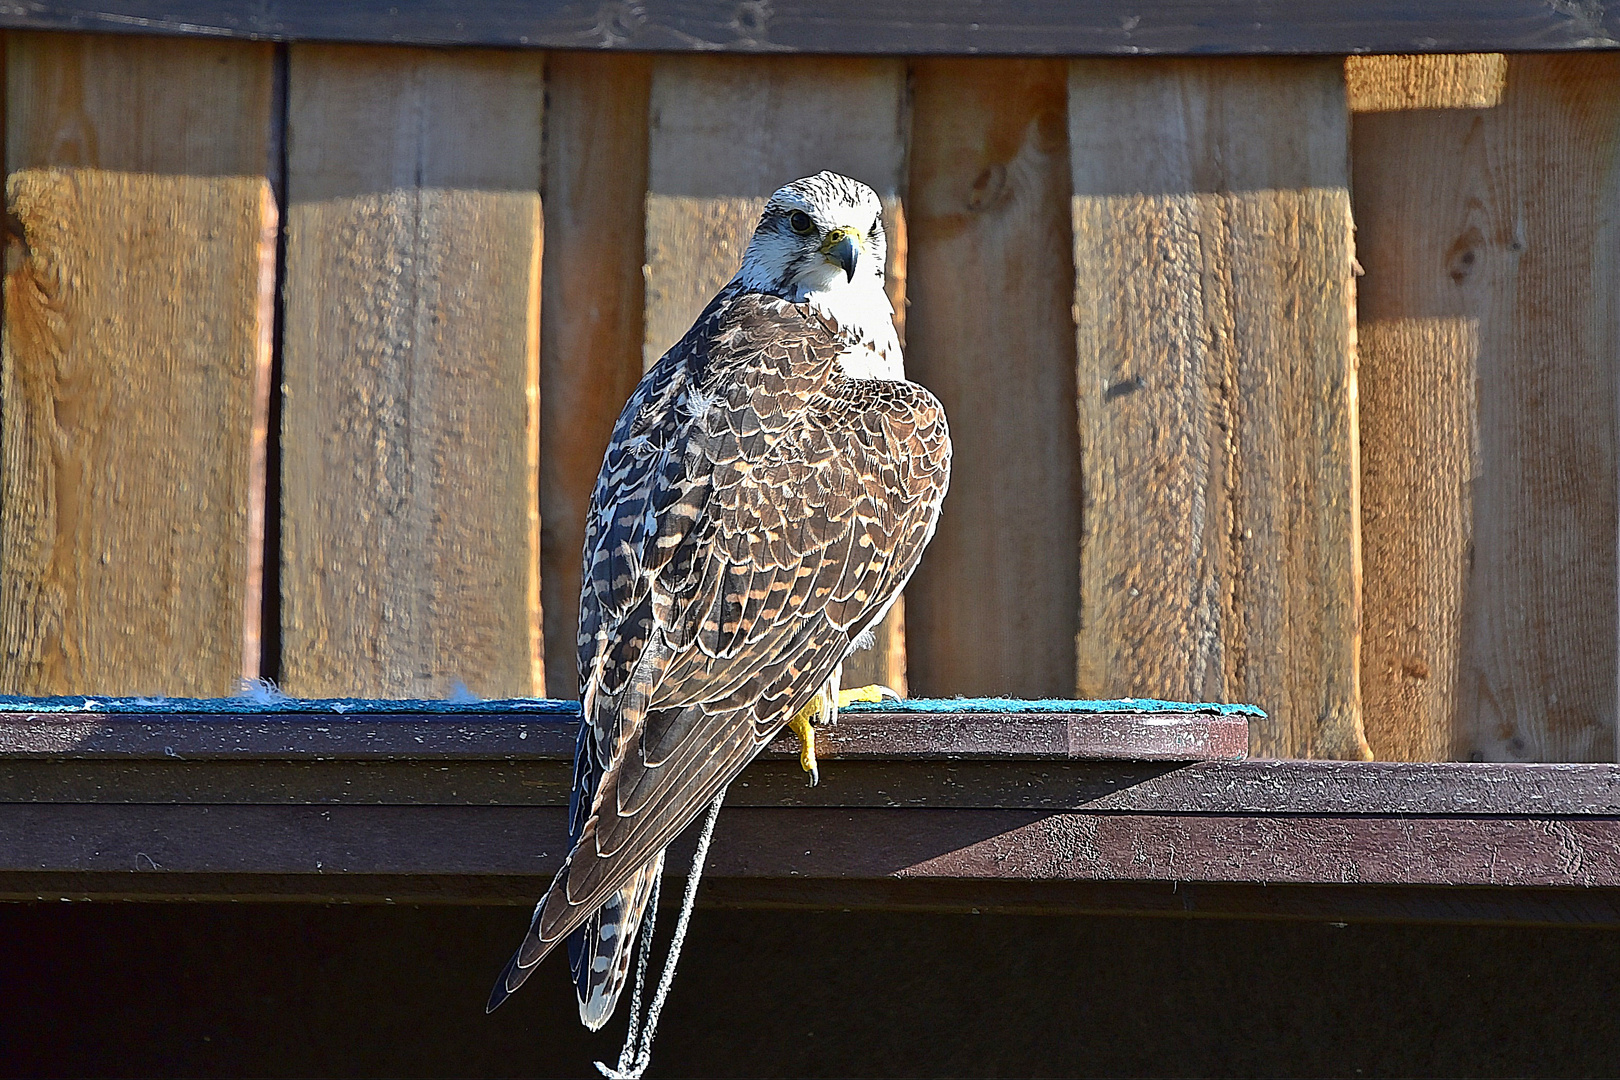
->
[569,852,664,1031]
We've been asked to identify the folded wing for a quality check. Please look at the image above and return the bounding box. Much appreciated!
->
[487,290,950,1010]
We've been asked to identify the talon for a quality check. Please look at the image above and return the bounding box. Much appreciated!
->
[838,684,899,706]
[787,698,821,787]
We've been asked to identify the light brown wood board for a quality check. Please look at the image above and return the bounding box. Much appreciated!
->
[1069,58,1368,760]
[539,53,651,700]
[1352,54,1620,762]
[279,45,543,699]
[903,58,1081,698]
[643,55,910,692]
[0,32,275,696]
[1350,54,1495,762]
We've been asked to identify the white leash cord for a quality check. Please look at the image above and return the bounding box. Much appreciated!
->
[596,786,729,1080]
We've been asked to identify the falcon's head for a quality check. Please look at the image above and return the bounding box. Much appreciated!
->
[736,172,888,304]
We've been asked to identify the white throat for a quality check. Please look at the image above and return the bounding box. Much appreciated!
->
[740,262,905,381]
[731,173,907,381]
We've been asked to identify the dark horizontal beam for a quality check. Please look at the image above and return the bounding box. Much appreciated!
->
[6,757,1620,813]
[3,803,1619,913]
[0,1,1616,55]
[6,872,1620,928]
[0,708,1248,762]
[0,759,1189,810]
[6,703,1620,923]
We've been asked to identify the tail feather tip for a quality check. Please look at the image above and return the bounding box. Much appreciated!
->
[486,952,530,1014]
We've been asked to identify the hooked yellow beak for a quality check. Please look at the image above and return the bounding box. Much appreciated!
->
[820,226,862,281]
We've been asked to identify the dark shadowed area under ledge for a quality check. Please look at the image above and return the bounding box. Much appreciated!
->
[2,902,1618,1078]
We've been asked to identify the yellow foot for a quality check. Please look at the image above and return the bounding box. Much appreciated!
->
[838,684,900,707]
[788,685,901,787]
[786,697,823,787]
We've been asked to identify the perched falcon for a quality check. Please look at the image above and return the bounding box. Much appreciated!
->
[487,172,951,1027]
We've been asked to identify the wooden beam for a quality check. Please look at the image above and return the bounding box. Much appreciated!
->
[4,703,1619,919]
[904,59,1081,699]
[279,45,544,699]
[1069,58,1368,760]
[0,33,275,696]
[0,759,1192,810]
[642,54,910,691]
[0,707,1248,762]
[538,53,651,700]
[1351,56,1491,762]
[8,873,1620,928]
[14,754,1620,813]
[1352,54,1620,762]
[3,800,1618,892]
[2,1,1618,56]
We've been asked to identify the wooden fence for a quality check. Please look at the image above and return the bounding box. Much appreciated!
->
[0,30,1616,765]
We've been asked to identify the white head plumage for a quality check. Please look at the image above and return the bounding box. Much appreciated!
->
[734,172,902,379]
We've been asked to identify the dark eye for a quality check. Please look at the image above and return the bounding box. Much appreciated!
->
[787,210,816,235]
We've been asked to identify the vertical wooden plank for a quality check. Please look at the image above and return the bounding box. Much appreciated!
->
[904,59,1080,698]
[1070,58,1368,759]
[644,55,910,692]
[281,46,543,699]
[1352,55,1620,762]
[539,53,651,701]
[1350,55,1499,763]
[0,33,275,696]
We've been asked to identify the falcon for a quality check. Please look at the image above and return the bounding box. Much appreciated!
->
[487,172,951,1030]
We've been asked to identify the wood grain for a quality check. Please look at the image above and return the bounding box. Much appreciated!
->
[538,53,651,700]
[1352,54,1620,763]
[6,802,1620,890]
[0,32,275,696]
[1351,55,1497,762]
[0,708,1247,763]
[643,54,910,692]
[3,1,1618,57]
[1345,53,1508,112]
[904,59,1081,699]
[1070,58,1367,760]
[0,760,1193,810]
[22,751,1620,812]
[279,45,543,698]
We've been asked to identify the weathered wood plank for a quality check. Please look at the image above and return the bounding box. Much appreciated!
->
[1352,54,1620,763]
[1345,53,1509,113]
[719,809,1620,888]
[643,54,910,691]
[13,707,1620,814]
[1070,58,1368,760]
[0,33,275,696]
[2,1,1618,56]
[0,759,1186,809]
[279,45,544,699]
[6,803,1620,889]
[904,59,1080,699]
[11,755,1620,814]
[538,53,651,700]
[0,708,1247,762]
[1075,759,1620,815]
[1350,56,1497,763]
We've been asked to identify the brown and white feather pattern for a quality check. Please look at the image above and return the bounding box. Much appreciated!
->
[488,273,949,1018]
